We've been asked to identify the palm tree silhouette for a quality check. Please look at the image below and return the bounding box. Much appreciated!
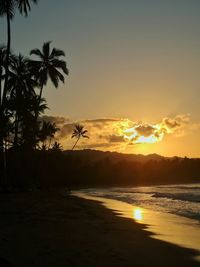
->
[0,0,38,107]
[0,46,7,153]
[38,121,59,149]
[0,46,6,106]
[0,0,38,188]
[51,141,63,152]
[7,53,37,147]
[71,124,89,150]
[30,41,69,104]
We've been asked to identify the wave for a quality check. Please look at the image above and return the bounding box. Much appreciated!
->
[156,185,200,190]
[152,192,200,203]
[81,184,200,222]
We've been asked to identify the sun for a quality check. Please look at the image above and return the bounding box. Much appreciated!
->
[122,123,165,145]
[135,135,159,144]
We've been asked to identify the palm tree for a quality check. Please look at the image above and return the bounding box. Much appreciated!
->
[7,53,37,147]
[0,0,38,107]
[47,122,59,148]
[8,54,37,103]
[0,46,6,106]
[38,121,59,149]
[30,41,69,104]
[0,0,38,188]
[51,141,63,152]
[71,124,89,150]
[18,0,38,16]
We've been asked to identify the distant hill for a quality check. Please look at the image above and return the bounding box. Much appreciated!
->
[61,149,200,187]
[63,149,171,163]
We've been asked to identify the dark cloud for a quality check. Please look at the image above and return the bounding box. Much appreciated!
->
[98,134,125,143]
[83,118,120,123]
[58,123,75,138]
[162,118,181,129]
[108,135,125,143]
[42,115,69,125]
[162,115,190,129]
[135,125,155,137]
[82,118,122,130]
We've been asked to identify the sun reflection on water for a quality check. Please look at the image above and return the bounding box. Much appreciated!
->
[133,208,143,221]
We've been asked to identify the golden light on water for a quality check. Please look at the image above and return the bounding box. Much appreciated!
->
[133,208,143,221]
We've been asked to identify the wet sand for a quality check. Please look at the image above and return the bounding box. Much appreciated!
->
[0,190,199,267]
[75,192,200,259]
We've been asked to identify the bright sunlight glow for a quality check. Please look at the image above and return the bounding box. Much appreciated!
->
[133,208,143,221]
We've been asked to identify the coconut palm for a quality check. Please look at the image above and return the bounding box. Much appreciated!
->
[8,54,37,97]
[71,124,89,150]
[7,53,37,147]
[0,0,38,188]
[0,0,38,106]
[47,122,59,148]
[28,96,48,118]
[30,41,69,104]
[38,121,59,149]
[18,0,38,16]
[0,46,6,106]
[51,141,63,152]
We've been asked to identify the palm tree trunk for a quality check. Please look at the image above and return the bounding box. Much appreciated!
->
[33,84,44,150]
[48,137,52,149]
[1,10,11,190]
[38,84,43,105]
[35,84,43,121]
[72,137,80,150]
[14,114,19,148]
[0,71,2,107]
[2,11,11,106]
[2,141,7,189]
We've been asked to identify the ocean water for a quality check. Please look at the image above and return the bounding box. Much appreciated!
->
[80,183,200,222]
[74,183,200,258]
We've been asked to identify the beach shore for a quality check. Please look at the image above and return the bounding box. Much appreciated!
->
[0,190,199,267]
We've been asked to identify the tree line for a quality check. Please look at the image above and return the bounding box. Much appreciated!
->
[6,150,200,189]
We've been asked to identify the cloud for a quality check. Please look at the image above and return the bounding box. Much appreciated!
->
[135,125,155,137]
[160,114,191,137]
[58,123,76,138]
[107,135,126,143]
[42,115,69,125]
[45,114,198,151]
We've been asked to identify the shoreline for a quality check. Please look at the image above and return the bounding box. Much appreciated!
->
[74,191,200,259]
[0,190,199,267]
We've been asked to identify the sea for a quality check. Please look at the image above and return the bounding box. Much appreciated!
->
[79,183,200,222]
[74,183,200,259]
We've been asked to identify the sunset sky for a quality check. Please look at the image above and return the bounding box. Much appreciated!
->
[2,0,200,157]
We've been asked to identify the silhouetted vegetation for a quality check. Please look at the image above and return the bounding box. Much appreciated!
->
[0,0,69,189]
[71,124,89,150]
[1,149,199,190]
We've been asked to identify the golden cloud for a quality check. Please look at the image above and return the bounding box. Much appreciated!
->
[43,114,198,151]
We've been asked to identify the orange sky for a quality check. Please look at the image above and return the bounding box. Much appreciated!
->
[2,0,200,157]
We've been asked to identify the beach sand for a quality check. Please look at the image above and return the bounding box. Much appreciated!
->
[0,190,199,267]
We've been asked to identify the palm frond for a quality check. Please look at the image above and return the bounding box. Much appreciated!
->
[18,0,38,16]
[30,49,43,59]
[51,59,69,75]
[0,0,16,19]
[50,48,65,58]
[42,41,51,58]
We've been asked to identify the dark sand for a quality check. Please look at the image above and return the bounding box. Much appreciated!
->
[0,190,199,267]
